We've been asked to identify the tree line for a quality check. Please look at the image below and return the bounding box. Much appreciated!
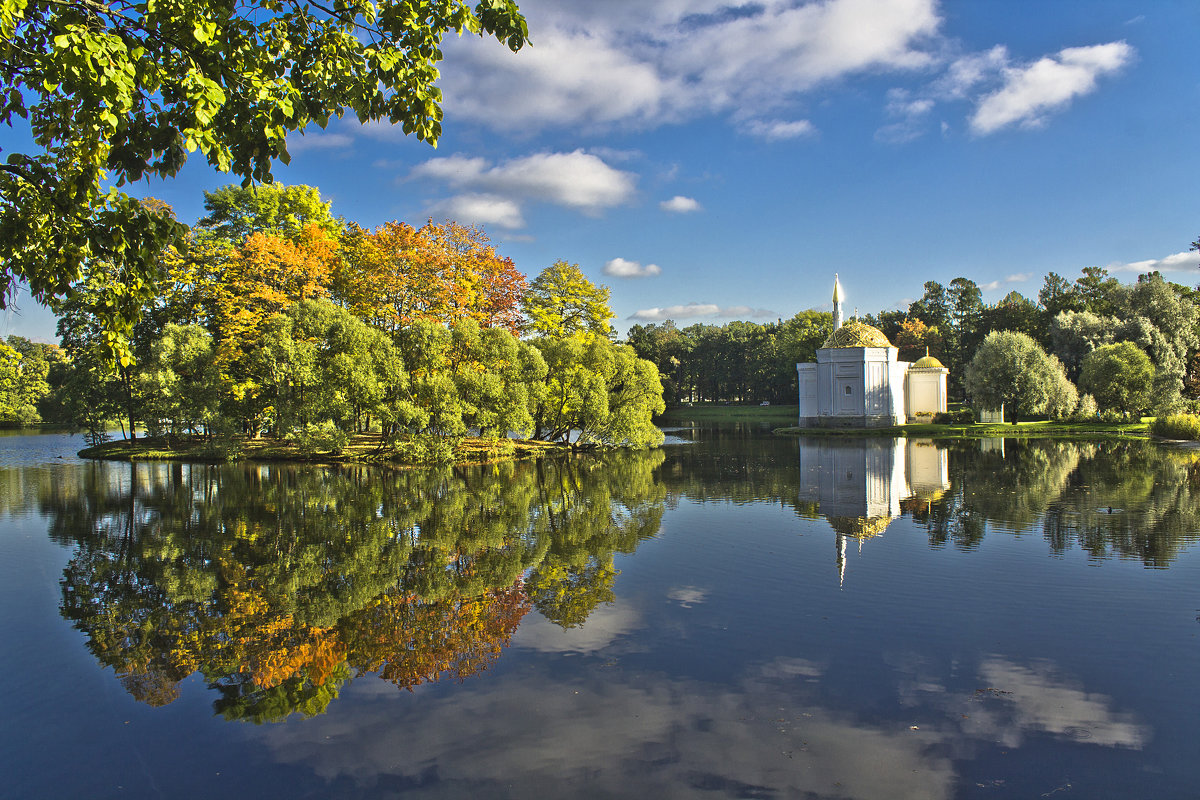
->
[627,263,1200,420]
[1,184,664,454]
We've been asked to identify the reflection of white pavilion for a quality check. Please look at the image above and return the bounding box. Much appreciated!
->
[798,437,950,583]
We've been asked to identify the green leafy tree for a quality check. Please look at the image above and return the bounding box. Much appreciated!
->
[1038,272,1084,319]
[908,281,951,332]
[979,291,1041,341]
[965,330,1078,419]
[1,0,528,359]
[1074,266,1125,316]
[1079,342,1154,416]
[197,184,339,243]
[0,337,50,424]
[522,260,615,338]
[248,299,401,436]
[446,318,547,438]
[1048,310,1112,381]
[1123,272,1199,412]
[626,320,691,404]
[139,323,220,436]
[55,263,148,438]
[531,333,664,447]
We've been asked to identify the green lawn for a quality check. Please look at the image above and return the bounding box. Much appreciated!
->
[774,418,1152,439]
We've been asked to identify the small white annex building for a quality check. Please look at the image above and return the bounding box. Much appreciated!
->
[797,276,948,428]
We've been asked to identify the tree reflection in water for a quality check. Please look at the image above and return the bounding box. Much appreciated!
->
[45,451,666,721]
[928,439,1200,567]
[39,435,1200,723]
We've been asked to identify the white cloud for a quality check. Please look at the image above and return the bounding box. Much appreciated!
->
[629,303,777,321]
[970,41,1134,134]
[300,4,1134,152]
[408,154,489,183]
[441,28,680,132]
[934,46,1009,100]
[1107,250,1197,274]
[742,119,817,141]
[876,88,934,143]
[980,273,1034,292]
[603,258,662,278]
[659,196,701,214]
[410,150,636,215]
[426,193,525,229]
[437,0,942,133]
[355,119,418,143]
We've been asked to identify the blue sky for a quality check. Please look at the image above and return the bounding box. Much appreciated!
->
[4,0,1198,341]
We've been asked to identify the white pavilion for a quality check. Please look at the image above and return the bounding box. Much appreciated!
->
[797,275,948,428]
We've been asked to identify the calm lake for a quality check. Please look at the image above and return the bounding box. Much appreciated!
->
[3,426,1199,799]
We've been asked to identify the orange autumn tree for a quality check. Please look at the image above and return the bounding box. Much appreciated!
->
[334,220,526,336]
[895,317,944,362]
[335,221,450,335]
[209,226,339,431]
[421,221,527,333]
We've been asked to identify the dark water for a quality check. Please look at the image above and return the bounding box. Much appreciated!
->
[3,427,1199,799]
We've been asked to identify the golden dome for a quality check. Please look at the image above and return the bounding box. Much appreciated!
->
[823,320,893,349]
[912,354,946,369]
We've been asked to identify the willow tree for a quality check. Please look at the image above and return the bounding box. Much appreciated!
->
[965,330,1078,420]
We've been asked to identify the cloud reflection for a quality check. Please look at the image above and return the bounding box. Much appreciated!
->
[512,603,642,654]
[968,658,1149,749]
[667,586,709,608]
[262,647,1148,797]
[895,654,1149,751]
[264,664,955,799]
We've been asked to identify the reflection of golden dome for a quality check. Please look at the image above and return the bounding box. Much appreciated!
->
[908,487,946,504]
[826,515,893,539]
[912,354,946,369]
[823,320,893,349]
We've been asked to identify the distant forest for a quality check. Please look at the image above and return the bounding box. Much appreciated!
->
[626,264,1200,414]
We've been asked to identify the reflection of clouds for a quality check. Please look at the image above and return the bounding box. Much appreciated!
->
[262,653,1148,797]
[264,667,954,800]
[894,654,1148,751]
[756,657,825,681]
[512,603,642,654]
[968,658,1149,749]
[667,586,707,608]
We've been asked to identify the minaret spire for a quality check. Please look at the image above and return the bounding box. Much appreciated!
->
[837,533,846,587]
[833,274,843,331]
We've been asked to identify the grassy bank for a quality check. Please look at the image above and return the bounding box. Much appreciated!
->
[774,418,1152,439]
[657,404,800,424]
[79,434,570,466]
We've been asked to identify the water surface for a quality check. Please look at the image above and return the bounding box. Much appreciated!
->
[3,427,1198,798]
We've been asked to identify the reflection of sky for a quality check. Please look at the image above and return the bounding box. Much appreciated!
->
[970,658,1148,749]
[264,659,957,800]
[262,641,1146,799]
[513,603,643,654]
[255,513,1156,799]
[894,654,1148,751]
